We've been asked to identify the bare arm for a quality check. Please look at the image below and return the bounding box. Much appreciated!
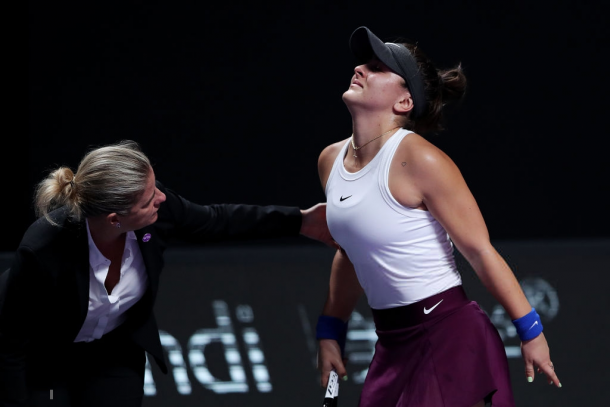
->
[397,137,561,387]
[317,141,363,320]
[316,140,364,386]
[416,150,530,320]
[317,248,363,387]
[321,249,365,320]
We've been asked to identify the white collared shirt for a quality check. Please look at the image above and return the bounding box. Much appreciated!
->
[74,220,149,342]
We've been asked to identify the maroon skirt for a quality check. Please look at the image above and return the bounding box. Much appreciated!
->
[358,285,515,407]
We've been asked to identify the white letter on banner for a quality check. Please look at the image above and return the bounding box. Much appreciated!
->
[143,354,157,396]
[242,327,272,392]
[236,304,272,392]
[159,330,192,394]
[188,300,248,393]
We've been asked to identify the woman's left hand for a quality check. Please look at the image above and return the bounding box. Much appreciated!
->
[300,203,340,249]
[521,332,562,388]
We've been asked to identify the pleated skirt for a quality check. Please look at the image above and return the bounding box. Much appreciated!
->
[359,285,515,407]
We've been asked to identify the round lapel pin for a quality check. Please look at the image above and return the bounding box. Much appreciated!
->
[142,233,151,242]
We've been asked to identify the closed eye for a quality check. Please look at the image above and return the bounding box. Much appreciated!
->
[143,190,155,208]
[367,60,384,72]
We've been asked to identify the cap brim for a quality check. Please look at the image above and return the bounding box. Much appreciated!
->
[349,26,403,78]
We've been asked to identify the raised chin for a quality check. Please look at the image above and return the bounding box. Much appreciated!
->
[342,88,360,103]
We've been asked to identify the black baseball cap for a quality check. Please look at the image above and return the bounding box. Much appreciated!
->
[349,26,427,118]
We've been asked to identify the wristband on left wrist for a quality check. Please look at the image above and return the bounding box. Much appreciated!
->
[511,307,543,341]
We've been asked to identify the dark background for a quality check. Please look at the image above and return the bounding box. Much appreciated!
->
[18,0,610,252]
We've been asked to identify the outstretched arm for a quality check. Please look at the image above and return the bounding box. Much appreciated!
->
[317,248,364,387]
[403,140,561,388]
[158,181,337,247]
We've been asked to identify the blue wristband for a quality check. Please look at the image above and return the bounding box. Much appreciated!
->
[511,308,543,341]
[316,315,348,356]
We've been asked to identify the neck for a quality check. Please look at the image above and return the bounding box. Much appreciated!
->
[352,104,400,136]
[350,116,400,161]
[87,216,126,255]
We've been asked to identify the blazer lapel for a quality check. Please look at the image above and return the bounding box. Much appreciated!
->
[134,226,162,298]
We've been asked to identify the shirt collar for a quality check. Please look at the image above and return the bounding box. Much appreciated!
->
[86,219,137,269]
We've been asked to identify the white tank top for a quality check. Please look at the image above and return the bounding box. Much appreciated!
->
[326,129,462,309]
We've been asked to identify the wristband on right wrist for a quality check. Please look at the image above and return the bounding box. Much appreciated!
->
[511,307,543,341]
[316,315,348,357]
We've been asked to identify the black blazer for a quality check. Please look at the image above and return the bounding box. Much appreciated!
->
[0,181,302,404]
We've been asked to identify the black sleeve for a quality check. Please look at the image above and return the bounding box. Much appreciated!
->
[155,181,303,243]
[0,247,45,406]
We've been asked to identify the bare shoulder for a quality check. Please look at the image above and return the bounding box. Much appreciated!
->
[318,138,349,172]
[396,132,460,177]
[319,139,348,164]
[318,138,350,189]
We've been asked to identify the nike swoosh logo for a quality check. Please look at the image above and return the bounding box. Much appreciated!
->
[423,299,443,314]
[528,321,539,330]
[340,195,352,202]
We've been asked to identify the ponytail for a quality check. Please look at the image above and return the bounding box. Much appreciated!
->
[397,41,467,135]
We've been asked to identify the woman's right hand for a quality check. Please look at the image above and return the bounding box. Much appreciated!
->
[317,339,348,387]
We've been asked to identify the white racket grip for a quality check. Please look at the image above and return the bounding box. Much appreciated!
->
[325,369,339,398]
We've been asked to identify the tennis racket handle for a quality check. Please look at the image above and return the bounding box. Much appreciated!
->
[323,369,339,407]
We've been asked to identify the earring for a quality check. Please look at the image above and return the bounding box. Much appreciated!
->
[116,222,121,228]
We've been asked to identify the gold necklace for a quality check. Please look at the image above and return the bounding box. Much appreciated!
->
[350,127,400,158]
